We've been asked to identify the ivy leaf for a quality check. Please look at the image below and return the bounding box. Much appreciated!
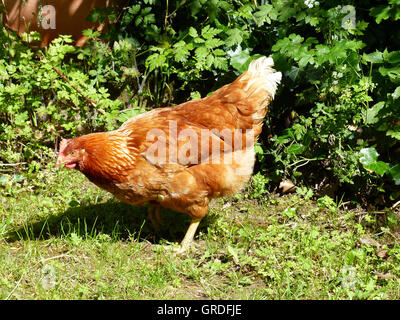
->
[389,164,400,185]
[227,46,251,73]
[359,147,389,176]
[366,161,390,176]
[365,101,385,124]
[287,66,300,81]
[359,147,379,166]
[359,147,390,176]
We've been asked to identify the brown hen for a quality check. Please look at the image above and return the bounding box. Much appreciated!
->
[55,56,282,252]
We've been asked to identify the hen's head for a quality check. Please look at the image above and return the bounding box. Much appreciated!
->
[55,138,87,169]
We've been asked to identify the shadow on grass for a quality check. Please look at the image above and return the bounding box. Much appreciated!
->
[5,199,216,245]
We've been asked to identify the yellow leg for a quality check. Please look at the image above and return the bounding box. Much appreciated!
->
[173,218,202,254]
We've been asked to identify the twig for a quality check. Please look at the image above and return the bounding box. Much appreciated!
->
[0,162,27,166]
[166,0,187,20]
[34,51,106,114]
[164,0,169,28]
[39,252,75,264]
[391,200,400,210]
[338,201,351,209]
[6,273,24,300]
[6,249,76,299]
[41,55,99,109]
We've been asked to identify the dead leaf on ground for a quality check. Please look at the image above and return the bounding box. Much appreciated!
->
[360,236,381,248]
[279,179,296,194]
[375,272,392,280]
[377,249,388,259]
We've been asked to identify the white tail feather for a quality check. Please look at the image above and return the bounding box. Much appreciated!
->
[246,56,282,98]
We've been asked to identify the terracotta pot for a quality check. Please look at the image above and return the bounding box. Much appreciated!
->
[2,0,124,46]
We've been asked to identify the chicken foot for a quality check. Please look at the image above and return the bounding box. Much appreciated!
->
[148,204,202,254]
[173,218,202,254]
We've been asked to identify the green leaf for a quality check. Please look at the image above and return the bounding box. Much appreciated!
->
[146,52,167,71]
[287,66,300,81]
[254,144,263,155]
[128,4,141,15]
[365,102,385,124]
[201,26,221,40]
[227,245,239,264]
[385,50,400,64]
[13,174,25,183]
[173,41,192,62]
[363,51,384,64]
[359,147,379,166]
[392,86,400,99]
[188,27,198,38]
[379,66,400,81]
[283,207,297,218]
[387,125,400,140]
[225,29,243,47]
[82,29,101,39]
[389,164,400,185]
[366,161,390,176]
[227,46,251,73]
[253,4,277,26]
[298,53,315,67]
[194,46,209,61]
[205,38,224,49]
[370,5,392,23]
[286,143,306,155]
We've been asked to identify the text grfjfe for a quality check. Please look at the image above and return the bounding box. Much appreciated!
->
[157,304,242,317]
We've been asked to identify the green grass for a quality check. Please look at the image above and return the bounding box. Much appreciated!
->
[1,169,400,299]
